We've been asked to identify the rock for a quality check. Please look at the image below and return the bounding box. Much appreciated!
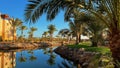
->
[54,46,98,68]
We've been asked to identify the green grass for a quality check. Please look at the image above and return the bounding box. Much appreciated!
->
[68,42,110,54]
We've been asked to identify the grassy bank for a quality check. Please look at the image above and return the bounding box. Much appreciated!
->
[68,42,110,54]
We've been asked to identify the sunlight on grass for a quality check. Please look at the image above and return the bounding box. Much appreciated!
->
[68,42,110,54]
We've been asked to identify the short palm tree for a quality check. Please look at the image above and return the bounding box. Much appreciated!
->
[47,24,56,41]
[58,29,71,42]
[30,27,37,38]
[29,27,37,42]
[20,25,27,38]
[42,31,48,38]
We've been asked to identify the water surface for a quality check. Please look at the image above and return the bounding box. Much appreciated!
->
[0,47,77,68]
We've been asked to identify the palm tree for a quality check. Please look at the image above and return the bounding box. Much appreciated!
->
[20,26,27,37]
[58,29,71,42]
[84,0,120,61]
[47,24,56,41]
[30,27,37,38]
[25,0,120,61]
[24,0,84,23]
[28,31,32,40]
[42,31,48,38]
[9,18,22,42]
[78,13,106,47]
[86,21,106,47]
[29,27,37,42]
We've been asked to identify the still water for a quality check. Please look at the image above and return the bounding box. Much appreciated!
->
[0,47,77,68]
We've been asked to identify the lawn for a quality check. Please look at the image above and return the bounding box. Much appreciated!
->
[68,42,110,54]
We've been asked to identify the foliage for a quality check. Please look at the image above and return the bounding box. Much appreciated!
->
[19,25,27,37]
[28,27,37,41]
[42,31,48,37]
[47,24,56,41]
[88,54,114,68]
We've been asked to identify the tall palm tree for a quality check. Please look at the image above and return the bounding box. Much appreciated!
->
[24,0,84,23]
[86,21,106,47]
[66,10,86,44]
[85,0,120,61]
[47,24,56,41]
[78,13,106,47]
[9,18,22,42]
[25,0,120,61]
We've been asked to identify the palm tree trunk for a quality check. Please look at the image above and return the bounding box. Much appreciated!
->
[91,41,97,47]
[109,30,120,61]
[79,34,81,42]
[76,33,80,44]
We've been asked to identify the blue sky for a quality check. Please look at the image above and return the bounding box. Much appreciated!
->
[0,0,69,37]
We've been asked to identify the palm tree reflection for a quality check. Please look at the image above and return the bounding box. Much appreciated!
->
[18,51,27,62]
[47,47,56,66]
[28,50,37,61]
[58,59,75,68]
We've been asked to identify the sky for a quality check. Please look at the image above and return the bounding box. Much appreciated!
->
[0,0,69,38]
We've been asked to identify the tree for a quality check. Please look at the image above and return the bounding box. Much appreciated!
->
[25,0,120,61]
[9,18,22,42]
[86,0,120,61]
[68,11,88,44]
[78,13,106,47]
[58,29,71,42]
[42,31,48,38]
[28,27,37,42]
[47,24,56,41]
[19,25,27,40]
[30,27,37,38]
[86,21,106,47]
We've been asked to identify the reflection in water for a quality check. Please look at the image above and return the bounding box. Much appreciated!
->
[58,59,74,68]
[0,48,78,68]
[0,51,16,68]
[18,52,27,62]
[28,50,37,61]
[47,47,56,66]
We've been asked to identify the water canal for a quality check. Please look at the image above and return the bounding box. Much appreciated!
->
[0,47,78,68]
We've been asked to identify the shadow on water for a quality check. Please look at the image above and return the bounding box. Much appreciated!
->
[0,47,79,68]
